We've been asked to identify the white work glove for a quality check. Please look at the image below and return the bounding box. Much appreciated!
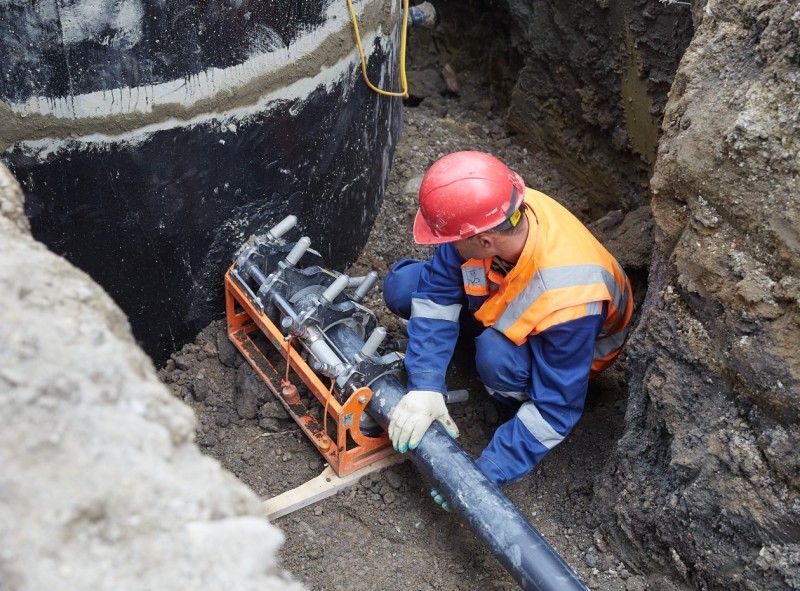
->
[388,390,459,453]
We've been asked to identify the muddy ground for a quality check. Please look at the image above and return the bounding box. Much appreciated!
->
[158,49,657,591]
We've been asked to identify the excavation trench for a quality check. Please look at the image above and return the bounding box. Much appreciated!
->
[27,0,796,589]
[156,3,690,590]
[5,1,798,589]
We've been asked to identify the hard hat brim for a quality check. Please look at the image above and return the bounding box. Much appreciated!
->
[413,209,455,244]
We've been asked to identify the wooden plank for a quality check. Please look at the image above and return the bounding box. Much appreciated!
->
[263,454,406,521]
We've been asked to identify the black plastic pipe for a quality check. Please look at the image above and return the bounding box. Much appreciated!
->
[326,324,589,591]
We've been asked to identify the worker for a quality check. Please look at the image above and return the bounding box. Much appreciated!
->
[384,151,633,505]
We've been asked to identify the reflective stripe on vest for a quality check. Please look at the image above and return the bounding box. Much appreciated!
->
[593,266,633,361]
[492,263,617,336]
[462,266,488,296]
[586,301,602,316]
[597,261,630,338]
[595,324,630,359]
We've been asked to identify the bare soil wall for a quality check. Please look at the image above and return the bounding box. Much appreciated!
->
[597,2,800,589]
[503,0,694,214]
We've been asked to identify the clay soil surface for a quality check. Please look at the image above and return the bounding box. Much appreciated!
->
[158,58,651,591]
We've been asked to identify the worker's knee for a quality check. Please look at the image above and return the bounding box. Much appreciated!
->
[383,259,423,319]
[474,329,531,391]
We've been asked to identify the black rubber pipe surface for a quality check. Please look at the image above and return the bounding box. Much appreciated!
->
[326,324,589,591]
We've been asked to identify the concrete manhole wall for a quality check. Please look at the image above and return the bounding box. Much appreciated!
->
[1,0,404,362]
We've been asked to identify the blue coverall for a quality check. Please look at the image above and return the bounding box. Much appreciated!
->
[383,244,607,487]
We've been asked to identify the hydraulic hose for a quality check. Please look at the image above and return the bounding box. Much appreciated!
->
[324,324,588,591]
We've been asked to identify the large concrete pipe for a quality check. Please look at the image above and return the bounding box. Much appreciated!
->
[325,323,590,591]
[0,0,403,361]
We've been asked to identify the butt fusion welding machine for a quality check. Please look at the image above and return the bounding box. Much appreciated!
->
[225,215,401,476]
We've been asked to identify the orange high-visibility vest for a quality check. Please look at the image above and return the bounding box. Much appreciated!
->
[461,189,633,376]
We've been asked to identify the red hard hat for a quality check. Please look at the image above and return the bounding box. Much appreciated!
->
[413,151,526,244]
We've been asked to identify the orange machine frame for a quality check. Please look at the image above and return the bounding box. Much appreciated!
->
[225,268,395,476]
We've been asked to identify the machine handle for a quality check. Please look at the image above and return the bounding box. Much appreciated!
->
[285,237,311,266]
[360,327,387,358]
[322,274,349,303]
[266,215,298,241]
[352,271,379,303]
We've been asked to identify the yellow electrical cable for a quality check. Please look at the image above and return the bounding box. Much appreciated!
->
[346,0,409,97]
